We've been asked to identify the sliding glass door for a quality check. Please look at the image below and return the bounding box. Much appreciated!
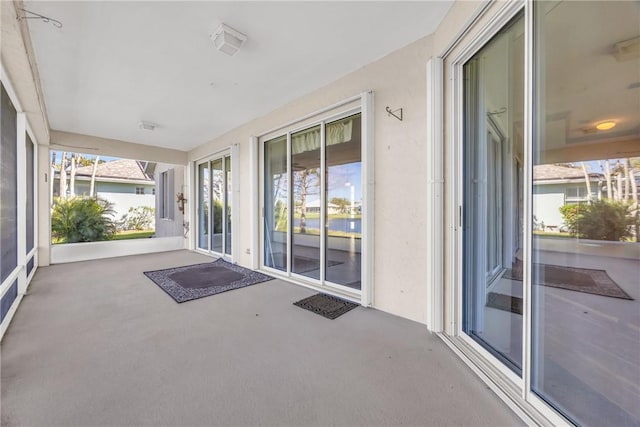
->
[262,112,363,292]
[196,154,232,257]
[531,2,640,425]
[449,1,639,425]
[291,126,321,279]
[462,12,524,373]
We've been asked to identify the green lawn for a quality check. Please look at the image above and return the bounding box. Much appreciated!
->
[53,230,155,244]
[533,230,572,238]
[112,230,155,240]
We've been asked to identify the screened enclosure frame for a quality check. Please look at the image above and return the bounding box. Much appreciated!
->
[0,63,39,339]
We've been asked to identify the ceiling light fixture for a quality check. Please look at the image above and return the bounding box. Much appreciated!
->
[595,121,616,131]
[138,121,156,131]
[211,23,247,56]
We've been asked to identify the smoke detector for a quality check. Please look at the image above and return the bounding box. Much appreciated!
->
[138,121,156,131]
[210,23,247,56]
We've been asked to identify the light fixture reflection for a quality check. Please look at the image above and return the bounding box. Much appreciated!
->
[596,121,616,131]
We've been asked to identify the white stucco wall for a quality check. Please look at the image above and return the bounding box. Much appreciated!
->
[98,192,155,222]
[533,192,565,229]
[187,32,443,323]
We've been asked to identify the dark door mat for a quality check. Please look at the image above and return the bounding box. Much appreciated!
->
[268,253,342,274]
[504,260,633,300]
[293,293,358,319]
[486,292,523,315]
[144,258,273,303]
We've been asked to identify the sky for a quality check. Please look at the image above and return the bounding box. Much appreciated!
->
[50,150,121,164]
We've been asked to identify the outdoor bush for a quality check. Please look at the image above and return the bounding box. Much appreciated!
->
[121,206,155,231]
[559,204,585,234]
[213,199,223,232]
[51,197,117,243]
[559,200,633,241]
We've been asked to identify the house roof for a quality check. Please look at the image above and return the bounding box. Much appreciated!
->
[533,164,602,181]
[74,159,154,182]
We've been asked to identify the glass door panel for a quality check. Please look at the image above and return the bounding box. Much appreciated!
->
[224,156,232,256]
[197,162,209,250]
[532,2,640,425]
[462,12,524,373]
[325,114,362,289]
[291,126,321,279]
[211,158,224,254]
[264,136,288,271]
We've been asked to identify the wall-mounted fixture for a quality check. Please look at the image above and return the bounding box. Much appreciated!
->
[176,192,187,214]
[211,23,247,56]
[18,8,63,28]
[138,121,156,131]
[595,121,616,131]
[385,106,403,121]
[613,36,640,62]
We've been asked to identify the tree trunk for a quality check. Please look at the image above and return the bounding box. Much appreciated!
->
[616,161,623,202]
[629,165,639,242]
[602,160,613,200]
[89,155,100,197]
[581,162,592,203]
[299,171,308,234]
[50,151,56,206]
[631,166,639,207]
[69,155,76,197]
[59,152,67,199]
[623,158,631,202]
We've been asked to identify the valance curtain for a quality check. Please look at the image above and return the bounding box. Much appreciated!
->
[291,119,353,155]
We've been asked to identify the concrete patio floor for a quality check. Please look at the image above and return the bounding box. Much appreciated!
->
[1,250,522,426]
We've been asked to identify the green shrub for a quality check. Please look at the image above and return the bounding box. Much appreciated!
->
[121,206,155,231]
[51,197,117,243]
[213,199,223,233]
[559,204,586,234]
[559,200,633,241]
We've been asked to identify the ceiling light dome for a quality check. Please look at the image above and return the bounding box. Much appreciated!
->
[595,121,616,131]
[211,23,247,56]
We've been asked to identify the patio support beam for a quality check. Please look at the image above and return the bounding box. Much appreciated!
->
[50,130,188,165]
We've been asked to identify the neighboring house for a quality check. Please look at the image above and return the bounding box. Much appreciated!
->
[54,159,156,221]
[304,199,340,215]
[533,164,602,230]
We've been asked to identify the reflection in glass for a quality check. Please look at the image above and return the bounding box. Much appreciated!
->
[532,2,640,425]
[198,162,209,250]
[264,136,288,271]
[326,114,362,289]
[211,158,224,254]
[463,12,524,373]
[225,157,232,255]
[291,126,321,279]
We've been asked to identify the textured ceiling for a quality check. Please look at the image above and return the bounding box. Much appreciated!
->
[25,1,453,151]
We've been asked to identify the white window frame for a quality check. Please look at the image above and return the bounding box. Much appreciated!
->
[255,92,374,306]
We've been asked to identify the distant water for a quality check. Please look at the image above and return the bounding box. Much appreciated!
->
[294,218,362,233]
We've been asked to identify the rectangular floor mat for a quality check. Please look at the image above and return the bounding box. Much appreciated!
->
[293,293,358,319]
